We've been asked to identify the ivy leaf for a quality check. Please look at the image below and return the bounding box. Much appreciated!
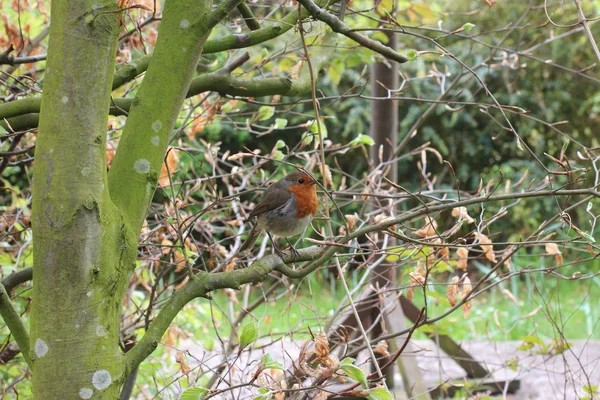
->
[256,106,275,121]
[180,388,209,400]
[260,354,283,370]
[349,134,375,147]
[339,361,367,388]
[239,321,259,348]
[367,386,393,400]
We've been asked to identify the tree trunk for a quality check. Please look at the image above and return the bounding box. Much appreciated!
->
[31,0,127,398]
[30,0,213,397]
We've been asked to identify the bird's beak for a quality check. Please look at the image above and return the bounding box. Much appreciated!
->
[311,179,322,185]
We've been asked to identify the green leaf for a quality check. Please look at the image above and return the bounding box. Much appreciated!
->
[349,134,375,147]
[252,387,272,400]
[272,150,284,161]
[275,118,288,129]
[583,385,598,395]
[367,386,393,400]
[309,119,328,138]
[301,132,314,146]
[385,254,399,262]
[239,321,259,348]
[340,357,356,365]
[275,140,286,149]
[180,387,209,400]
[256,106,275,121]
[406,49,419,61]
[339,363,367,388]
[462,23,475,32]
[261,48,269,58]
[260,354,284,370]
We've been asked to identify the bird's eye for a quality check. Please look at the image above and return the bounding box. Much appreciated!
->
[298,179,305,184]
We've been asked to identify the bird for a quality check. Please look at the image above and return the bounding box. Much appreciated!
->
[239,170,320,259]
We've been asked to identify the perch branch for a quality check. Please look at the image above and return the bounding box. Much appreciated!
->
[124,187,599,371]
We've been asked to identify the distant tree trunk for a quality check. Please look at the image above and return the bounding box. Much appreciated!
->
[368,30,399,388]
[370,33,399,185]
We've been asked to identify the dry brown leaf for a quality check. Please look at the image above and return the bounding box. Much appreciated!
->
[158,149,179,187]
[545,242,563,265]
[361,189,369,200]
[456,247,469,270]
[319,164,333,186]
[475,233,497,263]
[314,332,329,362]
[345,213,358,231]
[175,351,190,375]
[217,245,228,257]
[415,216,437,238]
[409,265,425,286]
[484,0,497,7]
[374,340,390,357]
[437,245,449,261]
[447,276,459,306]
[462,301,472,318]
[225,259,237,271]
[461,276,472,317]
[451,206,475,223]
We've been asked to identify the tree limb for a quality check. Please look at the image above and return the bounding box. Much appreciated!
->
[1,268,33,293]
[124,246,325,371]
[0,284,31,368]
[296,0,408,63]
[237,2,261,30]
[108,0,241,233]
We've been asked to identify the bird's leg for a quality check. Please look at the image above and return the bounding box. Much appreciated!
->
[267,232,286,262]
[285,238,300,262]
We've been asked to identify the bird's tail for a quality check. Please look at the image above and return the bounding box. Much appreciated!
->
[238,224,262,253]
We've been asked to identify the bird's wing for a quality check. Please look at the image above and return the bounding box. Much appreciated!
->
[247,188,290,220]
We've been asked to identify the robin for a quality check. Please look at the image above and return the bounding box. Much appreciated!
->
[239,170,320,258]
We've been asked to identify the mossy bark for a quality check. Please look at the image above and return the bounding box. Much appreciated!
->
[30,0,217,397]
[31,0,129,398]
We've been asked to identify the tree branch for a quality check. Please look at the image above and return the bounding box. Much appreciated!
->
[295,0,408,63]
[124,246,325,371]
[1,268,33,293]
[107,0,240,233]
[124,187,599,372]
[0,284,31,368]
[237,2,261,30]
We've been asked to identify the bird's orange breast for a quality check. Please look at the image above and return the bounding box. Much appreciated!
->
[288,184,318,218]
